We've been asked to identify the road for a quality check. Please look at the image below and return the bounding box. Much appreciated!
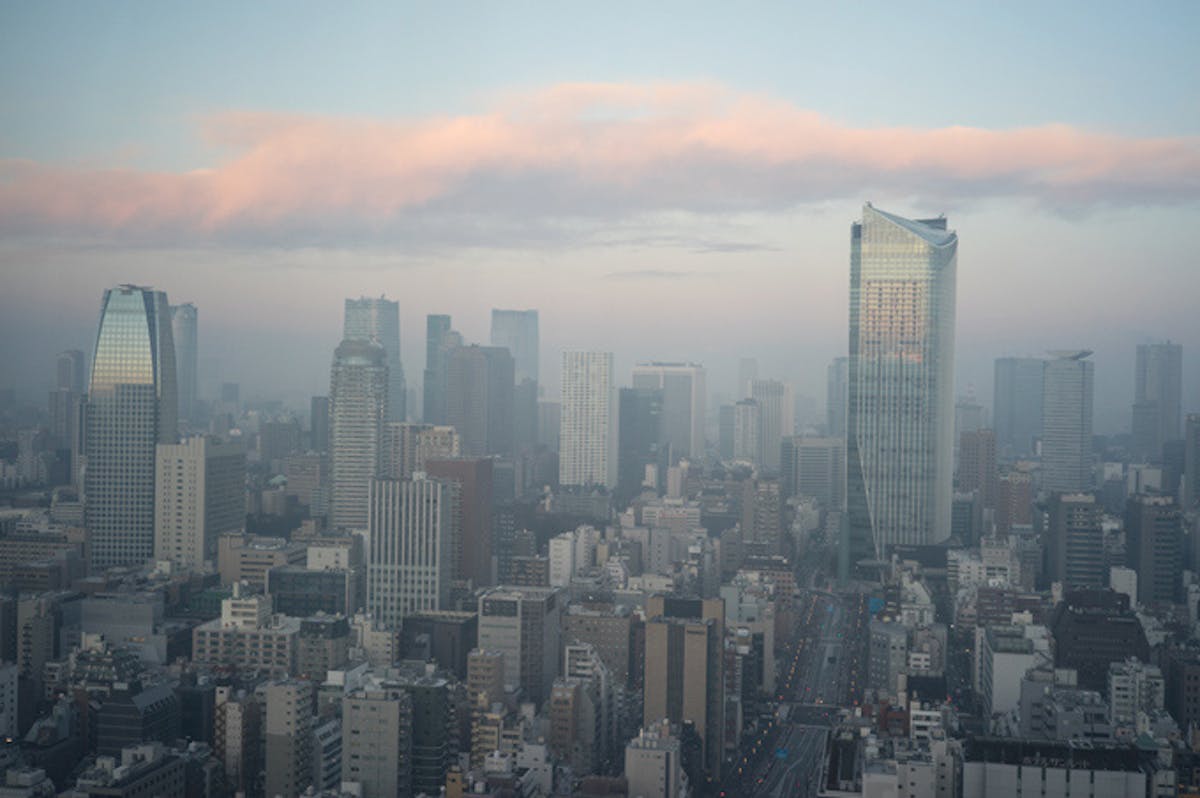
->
[718,579,855,798]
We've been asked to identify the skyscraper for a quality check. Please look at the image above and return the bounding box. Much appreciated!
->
[49,350,87,483]
[329,339,388,530]
[617,387,663,504]
[826,356,849,439]
[993,357,1044,461]
[1185,414,1200,508]
[491,309,540,455]
[170,303,198,423]
[424,457,493,587]
[1047,493,1105,590]
[422,314,459,424]
[310,396,330,453]
[1131,342,1183,462]
[57,349,86,394]
[844,205,957,576]
[367,476,456,629]
[444,345,514,457]
[85,284,178,569]
[560,351,616,489]
[1125,494,1181,606]
[1042,351,1095,493]
[750,378,794,471]
[345,297,407,423]
[632,363,706,462]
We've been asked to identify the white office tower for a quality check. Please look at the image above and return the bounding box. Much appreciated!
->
[560,351,616,488]
[1041,351,1095,493]
[732,399,761,464]
[344,296,407,423]
[366,475,457,631]
[154,435,245,572]
[844,205,957,577]
[329,339,388,530]
[632,362,706,461]
[625,720,686,798]
[86,284,179,569]
[170,302,198,423]
[750,378,795,471]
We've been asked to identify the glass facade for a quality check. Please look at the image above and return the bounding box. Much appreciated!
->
[86,284,178,569]
[844,205,957,575]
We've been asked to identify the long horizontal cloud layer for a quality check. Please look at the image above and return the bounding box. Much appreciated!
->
[3,82,1199,245]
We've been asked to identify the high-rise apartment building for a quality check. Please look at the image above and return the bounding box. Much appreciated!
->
[170,303,198,424]
[367,476,457,630]
[560,351,616,488]
[750,379,794,471]
[154,435,245,572]
[993,357,1044,461]
[345,296,407,423]
[632,363,706,462]
[445,345,514,457]
[1132,342,1183,462]
[86,284,179,569]
[476,586,563,705]
[844,206,957,576]
[329,339,388,530]
[1047,493,1105,590]
[1126,494,1181,606]
[1042,352,1095,493]
[422,314,460,424]
[826,356,849,438]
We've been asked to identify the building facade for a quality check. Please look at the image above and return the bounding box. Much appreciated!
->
[560,351,616,488]
[1042,351,1095,493]
[154,435,245,572]
[329,338,388,530]
[345,296,407,423]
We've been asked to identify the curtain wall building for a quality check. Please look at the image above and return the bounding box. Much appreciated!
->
[993,356,1044,461]
[85,285,179,570]
[844,205,957,578]
[631,362,706,462]
[170,303,197,424]
[1042,351,1095,493]
[1132,341,1183,463]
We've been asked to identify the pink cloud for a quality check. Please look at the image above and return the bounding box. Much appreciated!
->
[2,81,1198,244]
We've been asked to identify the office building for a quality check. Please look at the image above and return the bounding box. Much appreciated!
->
[643,597,724,778]
[625,721,686,798]
[958,429,998,511]
[732,399,761,465]
[993,357,1044,461]
[400,611,478,679]
[826,356,849,438]
[341,685,413,798]
[618,387,663,504]
[560,351,616,488]
[345,296,407,423]
[85,284,179,570]
[632,362,706,461]
[380,422,460,480]
[492,309,540,453]
[1126,493,1181,606]
[153,435,245,572]
[781,436,845,508]
[477,586,563,705]
[1046,493,1105,590]
[192,590,300,676]
[170,302,197,423]
[1132,341,1183,462]
[423,457,493,587]
[749,378,794,471]
[310,395,331,453]
[422,314,460,425]
[329,338,388,530]
[366,476,457,630]
[1042,351,1094,493]
[445,345,515,457]
[265,680,314,798]
[1050,590,1149,692]
[844,206,957,575]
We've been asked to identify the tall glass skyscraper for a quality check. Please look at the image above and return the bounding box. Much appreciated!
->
[1131,341,1183,462]
[993,356,1044,461]
[345,297,406,423]
[844,205,957,578]
[490,309,539,385]
[171,303,198,423]
[85,285,178,569]
[1042,351,1094,493]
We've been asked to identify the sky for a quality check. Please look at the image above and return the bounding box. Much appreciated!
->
[2,1,1199,432]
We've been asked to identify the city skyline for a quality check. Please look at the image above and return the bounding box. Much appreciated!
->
[2,5,1199,430]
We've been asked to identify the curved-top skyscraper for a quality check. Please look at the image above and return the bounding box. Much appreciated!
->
[329,337,388,530]
[843,204,957,578]
[85,284,178,569]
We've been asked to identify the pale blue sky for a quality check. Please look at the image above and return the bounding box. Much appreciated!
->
[1,1,1198,430]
